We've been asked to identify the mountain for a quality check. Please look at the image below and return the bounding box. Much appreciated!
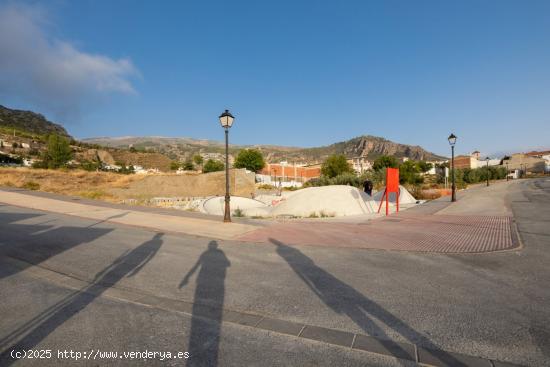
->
[0,105,71,138]
[83,135,446,163]
[284,135,446,162]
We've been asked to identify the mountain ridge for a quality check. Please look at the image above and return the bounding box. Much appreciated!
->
[0,105,71,138]
[83,134,446,162]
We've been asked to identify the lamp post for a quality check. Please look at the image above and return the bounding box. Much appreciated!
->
[485,156,490,186]
[448,133,457,202]
[219,109,234,222]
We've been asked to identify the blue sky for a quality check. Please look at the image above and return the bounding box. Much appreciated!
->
[1,0,549,157]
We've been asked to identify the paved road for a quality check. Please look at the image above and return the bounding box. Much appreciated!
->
[0,178,549,366]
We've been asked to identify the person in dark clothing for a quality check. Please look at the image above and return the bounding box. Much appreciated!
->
[363,179,373,196]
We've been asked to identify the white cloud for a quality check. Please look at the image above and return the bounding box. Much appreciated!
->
[0,4,139,117]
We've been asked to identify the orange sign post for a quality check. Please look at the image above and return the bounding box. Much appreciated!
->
[377,168,400,216]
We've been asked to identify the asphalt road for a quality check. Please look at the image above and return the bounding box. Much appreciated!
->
[0,178,549,366]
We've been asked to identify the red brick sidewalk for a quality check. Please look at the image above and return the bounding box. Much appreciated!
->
[237,214,519,253]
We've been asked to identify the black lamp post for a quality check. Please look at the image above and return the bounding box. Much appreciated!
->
[219,109,234,222]
[485,157,490,186]
[448,133,457,202]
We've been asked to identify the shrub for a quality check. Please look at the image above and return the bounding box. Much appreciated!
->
[203,159,224,173]
[182,161,194,170]
[23,181,40,190]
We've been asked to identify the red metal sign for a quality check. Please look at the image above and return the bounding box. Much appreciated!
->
[377,168,400,216]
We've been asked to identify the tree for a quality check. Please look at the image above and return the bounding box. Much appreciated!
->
[170,161,181,170]
[234,149,265,172]
[202,159,224,173]
[193,154,204,166]
[373,155,398,171]
[416,161,433,173]
[320,154,353,178]
[399,160,423,185]
[43,134,72,169]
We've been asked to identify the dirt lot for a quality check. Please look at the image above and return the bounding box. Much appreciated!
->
[0,168,256,203]
[0,167,143,201]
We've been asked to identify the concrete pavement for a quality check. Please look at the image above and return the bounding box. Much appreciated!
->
[0,178,549,366]
[0,189,260,240]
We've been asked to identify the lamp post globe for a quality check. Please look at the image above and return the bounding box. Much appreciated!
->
[219,109,234,222]
[448,133,457,202]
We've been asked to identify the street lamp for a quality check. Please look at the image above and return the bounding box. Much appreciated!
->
[219,109,234,222]
[485,156,490,186]
[448,133,457,202]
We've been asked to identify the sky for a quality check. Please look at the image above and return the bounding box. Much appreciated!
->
[0,0,549,157]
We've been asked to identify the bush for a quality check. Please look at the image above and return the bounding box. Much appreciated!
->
[193,154,204,166]
[203,159,224,173]
[257,184,277,190]
[304,173,362,188]
[399,160,423,185]
[182,161,194,171]
[170,161,181,170]
[23,181,40,190]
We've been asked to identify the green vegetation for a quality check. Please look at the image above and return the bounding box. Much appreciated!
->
[442,166,507,186]
[35,134,73,169]
[321,154,353,178]
[399,160,423,185]
[372,155,398,171]
[80,160,101,172]
[170,161,180,170]
[117,164,135,174]
[22,181,40,190]
[305,172,363,188]
[182,160,194,170]
[234,149,265,172]
[193,154,204,166]
[0,152,23,165]
[233,208,245,217]
[202,159,224,173]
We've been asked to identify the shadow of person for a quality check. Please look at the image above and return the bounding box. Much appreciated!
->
[270,238,465,366]
[180,241,230,367]
[0,233,164,365]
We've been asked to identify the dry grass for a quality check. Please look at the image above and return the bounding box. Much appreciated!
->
[0,168,144,202]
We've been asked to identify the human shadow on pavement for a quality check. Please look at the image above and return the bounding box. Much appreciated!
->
[0,211,113,279]
[179,241,230,367]
[270,238,466,366]
[0,233,164,365]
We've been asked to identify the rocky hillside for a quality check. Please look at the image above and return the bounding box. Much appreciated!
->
[268,135,446,162]
[0,105,71,138]
[85,135,445,163]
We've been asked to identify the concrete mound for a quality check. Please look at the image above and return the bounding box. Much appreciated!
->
[372,185,418,204]
[271,185,378,217]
